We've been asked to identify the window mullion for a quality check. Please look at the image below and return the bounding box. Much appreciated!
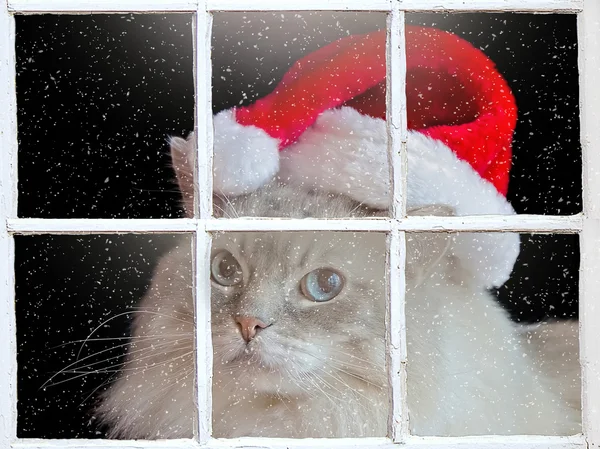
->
[7,0,199,13]
[579,221,600,446]
[204,0,582,13]
[578,0,600,445]
[388,6,408,220]
[395,0,582,12]
[3,215,584,234]
[387,228,408,442]
[6,435,590,449]
[0,3,18,446]
[194,1,214,444]
[5,0,584,13]
[387,6,409,442]
[194,226,213,444]
[205,0,393,11]
[195,2,213,221]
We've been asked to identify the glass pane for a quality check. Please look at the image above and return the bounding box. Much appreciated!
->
[207,12,390,217]
[16,14,194,218]
[211,231,388,438]
[405,13,580,216]
[16,234,194,439]
[406,232,580,436]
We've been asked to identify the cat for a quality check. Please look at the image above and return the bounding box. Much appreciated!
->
[95,139,581,438]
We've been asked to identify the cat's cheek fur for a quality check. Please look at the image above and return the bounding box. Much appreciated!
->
[95,245,196,439]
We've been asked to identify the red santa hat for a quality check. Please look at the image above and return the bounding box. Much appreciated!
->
[176,26,520,287]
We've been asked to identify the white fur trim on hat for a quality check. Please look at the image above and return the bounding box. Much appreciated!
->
[213,109,280,196]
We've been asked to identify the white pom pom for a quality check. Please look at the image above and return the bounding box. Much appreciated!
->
[213,109,280,196]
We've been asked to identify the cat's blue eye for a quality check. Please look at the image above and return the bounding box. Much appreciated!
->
[211,250,243,287]
[300,268,344,302]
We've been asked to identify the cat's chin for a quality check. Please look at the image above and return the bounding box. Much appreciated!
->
[214,360,311,398]
[213,339,320,397]
[248,371,309,397]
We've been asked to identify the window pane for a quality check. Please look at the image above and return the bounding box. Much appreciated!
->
[210,230,388,438]
[16,234,194,439]
[405,232,580,435]
[208,12,391,217]
[16,14,194,218]
[405,13,580,216]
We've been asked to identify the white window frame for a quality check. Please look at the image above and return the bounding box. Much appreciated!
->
[0,0,597,448]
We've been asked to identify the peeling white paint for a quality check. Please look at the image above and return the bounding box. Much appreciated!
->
[386,7,409,443]
[7,0,584,13]
[8,0,199,13]
[396,0,582,12]
[8,434,588,448]
[194,6,214,444]
[0,1,18,447]
[6,215,583,234]
[578,0,600,447]
[194,6,213,221]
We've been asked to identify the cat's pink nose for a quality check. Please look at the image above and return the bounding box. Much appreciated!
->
[236,316,267,343]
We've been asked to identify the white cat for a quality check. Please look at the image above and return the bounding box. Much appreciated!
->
[96,138,581,438]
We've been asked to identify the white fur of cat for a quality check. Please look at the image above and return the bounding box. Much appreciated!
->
[97,183,580,438]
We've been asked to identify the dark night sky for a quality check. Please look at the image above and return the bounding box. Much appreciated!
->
[15,12,580,438]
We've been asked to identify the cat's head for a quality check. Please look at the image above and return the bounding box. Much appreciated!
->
[208,187,452,401]
[170,135,452,399]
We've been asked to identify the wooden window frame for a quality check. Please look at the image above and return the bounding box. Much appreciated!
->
[0,0,597,448]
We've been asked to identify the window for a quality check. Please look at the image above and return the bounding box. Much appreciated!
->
[1,0,598,447]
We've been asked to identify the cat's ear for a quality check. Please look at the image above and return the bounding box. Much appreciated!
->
[405,204,454,285]
[170,133,196,218]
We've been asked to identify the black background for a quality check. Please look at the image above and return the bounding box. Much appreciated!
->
[15,12,580,438]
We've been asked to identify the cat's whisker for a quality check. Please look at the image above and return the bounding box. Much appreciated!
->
[44,368,117,389]
[134,365,195,394]
[329,366,384,389]
[287,373,317,400]
[41,342,137,390]
[328,355,384,373]
[310,370,347,398]
[289,370,318,399]
[46,359,148,391]
[43,339,186,389]
[304,371,343,404]
[72,308,192,362]
[57,368,128,375]
[213,202,229,218]
[348,200,367,216]
[64,347,194,377]
[139,357,196,383]
[317,366,382,405]
[49,333,191,350]
[125,308,194,324]
[326,348,383,367]
[74,311,142,362]
[129,305,194,316]
[79,374,116,407]
[327,357,383,376]
[132,186,182,195]
[47,348,195,390]
[220,192,240,219]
